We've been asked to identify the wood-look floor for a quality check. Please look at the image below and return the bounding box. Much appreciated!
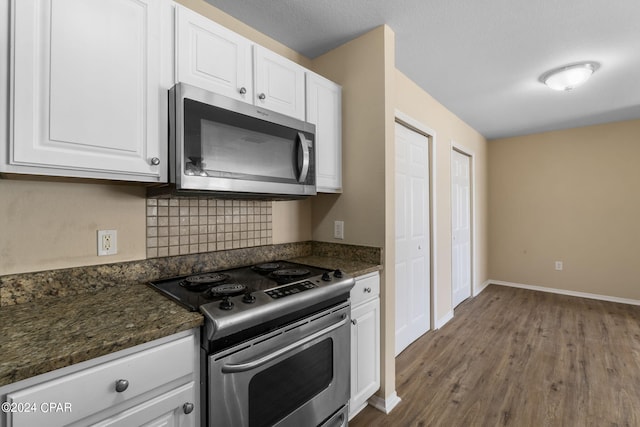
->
[350,285,640,427]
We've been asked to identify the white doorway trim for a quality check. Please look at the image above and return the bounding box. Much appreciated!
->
[394,110,437,330]
[450,141,477,301]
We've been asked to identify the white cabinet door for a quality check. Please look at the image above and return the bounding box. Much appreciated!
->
[176,5,253,103]
[8,0,169,182]
[306,72,342,193]
[91,382,196,427]
[254,45,306,120]
[350,298,380,419]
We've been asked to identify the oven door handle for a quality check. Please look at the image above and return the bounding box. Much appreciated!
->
[221,316,347,374]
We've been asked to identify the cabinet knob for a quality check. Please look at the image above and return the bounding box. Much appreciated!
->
[364,287,372,293]
[351,319,357,325]
[150,157,161,166]
[258,93,266,100]
[239,87,247,95]
[183,402,194,415]
[115,379,129,392]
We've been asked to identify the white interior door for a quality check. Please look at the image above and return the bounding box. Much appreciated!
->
[451,149,472,308]
[395,122,430,356]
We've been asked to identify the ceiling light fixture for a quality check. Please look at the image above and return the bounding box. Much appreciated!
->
[540,61,600,91]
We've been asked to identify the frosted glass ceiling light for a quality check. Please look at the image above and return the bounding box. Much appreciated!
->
[540,62,600,91]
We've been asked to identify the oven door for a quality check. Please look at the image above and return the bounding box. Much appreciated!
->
[207,302,350,427]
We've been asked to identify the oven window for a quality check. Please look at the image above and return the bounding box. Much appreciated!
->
[248,338,333,427]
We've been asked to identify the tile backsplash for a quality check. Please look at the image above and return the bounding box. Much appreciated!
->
[146,198,272,258]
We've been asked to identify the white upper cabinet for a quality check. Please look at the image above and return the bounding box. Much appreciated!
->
[175,6,306,121]
[306,72,342,192]
[253,45,306,120]
[176,5,253,103]
[6,0,171,182]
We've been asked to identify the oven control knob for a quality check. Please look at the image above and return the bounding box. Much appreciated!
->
[242,292,256,304]
[219,296,234,310]
[321,272,332,281]
[333,269,343,278]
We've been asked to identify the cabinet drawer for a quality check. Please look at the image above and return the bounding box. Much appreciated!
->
[350,272,380,307]
[6,335,194,427]
[91,382,196,427]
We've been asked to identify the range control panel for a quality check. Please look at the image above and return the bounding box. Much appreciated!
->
[266,281,317,299]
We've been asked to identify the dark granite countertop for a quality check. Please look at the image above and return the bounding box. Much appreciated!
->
[0,284,203,387]
[0,242,381,388]
[290,255,381,278]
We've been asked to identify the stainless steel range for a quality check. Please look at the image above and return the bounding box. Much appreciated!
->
[148,260,355,427]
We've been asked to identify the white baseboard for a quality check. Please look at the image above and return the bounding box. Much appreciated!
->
[489,280,640,306]
[474,280,491,296]
[368,392,402,414]
[435,310,454,329]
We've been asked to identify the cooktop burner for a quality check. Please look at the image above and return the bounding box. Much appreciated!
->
[252,263,281,273]
[185,272,230,285]
[269,268,311,282]
[180,272,230,292]
[208,283,247,297]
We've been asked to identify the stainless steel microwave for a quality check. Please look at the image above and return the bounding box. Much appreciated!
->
[156,83,316,199]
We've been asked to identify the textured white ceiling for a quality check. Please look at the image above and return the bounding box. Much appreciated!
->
[205,0,640,139]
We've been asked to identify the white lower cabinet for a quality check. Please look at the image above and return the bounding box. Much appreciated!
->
[91,382,195,427]
[1,330,198,427]
[349,272,381,420]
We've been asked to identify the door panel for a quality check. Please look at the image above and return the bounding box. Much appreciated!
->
[395,122,430,356]
[176,5,253,102]
[253,46,305,120]
[11,0,164,180]
[451,149,472,308]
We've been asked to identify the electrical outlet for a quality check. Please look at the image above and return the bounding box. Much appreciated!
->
[98,230,118,256]
[334,221,344,240]
[555,261,563,271]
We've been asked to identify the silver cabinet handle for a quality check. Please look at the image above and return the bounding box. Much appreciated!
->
[239,87,247,95]
[364,287,372,293]
[351,319,357,325]
[183,402,194,414]
[258,93,266,100]
[150,157,160,166]
[115,379,129,392]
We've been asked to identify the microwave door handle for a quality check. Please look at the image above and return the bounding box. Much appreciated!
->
[297,132,310,183]
[220,316,347,374]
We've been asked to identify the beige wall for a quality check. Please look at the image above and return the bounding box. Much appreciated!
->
[489,119,640,300]
[272,199,312,244]
[395,71,489,324]
[310,26,491,403]
[309,25,397,400]
[309,28,389,248]
[0,179,146,275]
